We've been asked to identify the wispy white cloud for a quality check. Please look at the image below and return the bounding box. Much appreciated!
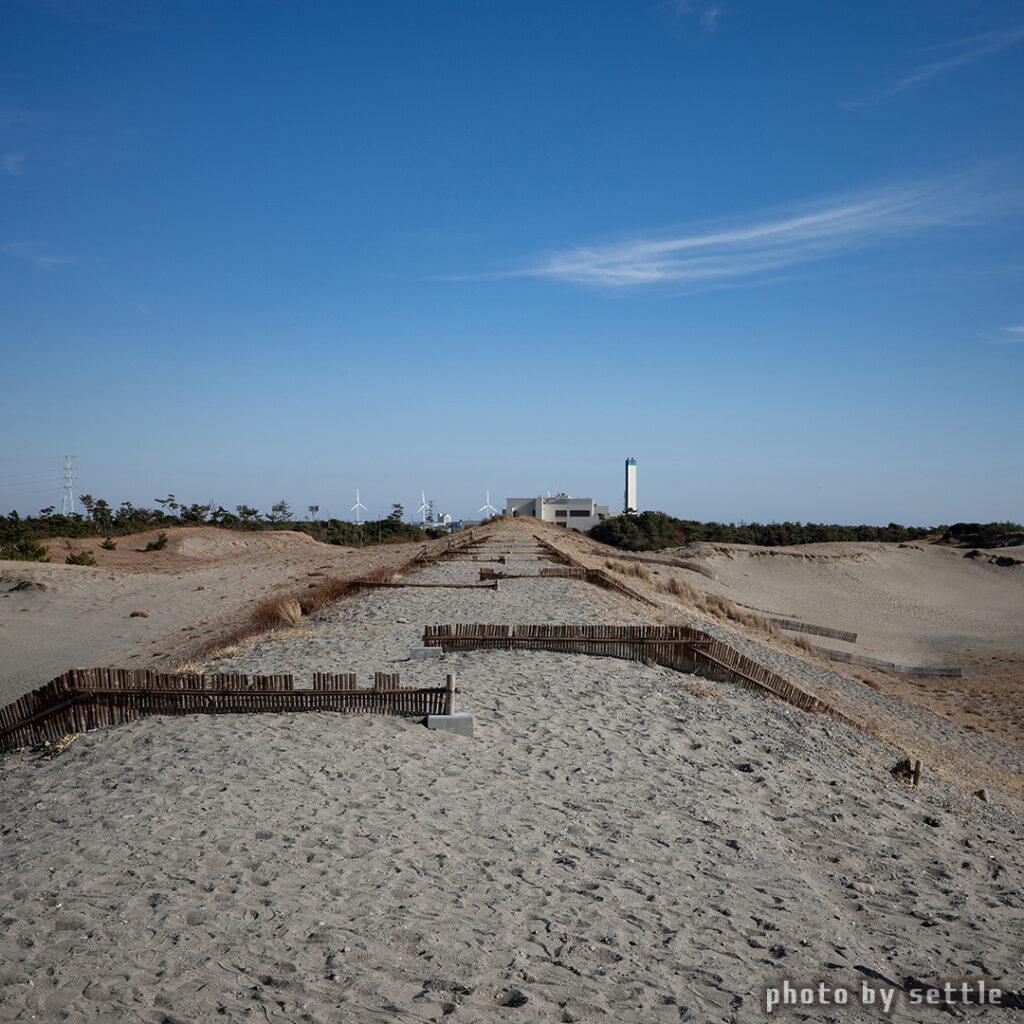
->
[1,242,71,269]
[847,26,1024,107]
[3,152,24,174]
[662,0,723,35]
[513,176,1008,290]
[992,325,1024,343]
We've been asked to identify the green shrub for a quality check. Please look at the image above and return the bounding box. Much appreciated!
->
[0,537,51,562]
[589,512,941,551]
[144,531,169,552]
[100,538,117,550]
[66,551,98,566]
[311,518,443,548]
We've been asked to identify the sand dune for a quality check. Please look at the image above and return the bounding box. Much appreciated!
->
[636,541,1024,745]
[0,528,428,708]
[2,520,1022,1022]
[679,541,1023,666]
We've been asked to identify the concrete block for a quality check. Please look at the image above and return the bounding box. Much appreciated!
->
[410,645,444,660]
[425,713,474,738]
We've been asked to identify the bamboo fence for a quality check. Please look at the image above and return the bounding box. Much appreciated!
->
[0,668,452,753]
[423,623,859,727]
[477,564,659,606]
[770,618,858,644]
[353,580,499,591]
[810,646,963,677]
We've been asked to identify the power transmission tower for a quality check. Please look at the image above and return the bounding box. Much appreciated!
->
[61,455,77,516]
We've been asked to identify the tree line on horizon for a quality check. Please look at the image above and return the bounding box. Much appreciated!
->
[2,496,1020,562]
[0,495,445,562]
[587,511,1024,551]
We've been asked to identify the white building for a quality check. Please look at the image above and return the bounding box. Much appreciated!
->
[505,493,610,532]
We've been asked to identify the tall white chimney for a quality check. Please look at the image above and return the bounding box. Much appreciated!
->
[624,457,637,513]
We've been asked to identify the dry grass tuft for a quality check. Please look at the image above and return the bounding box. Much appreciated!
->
[249,598,294,633]
[665,575,698,601]
[701,592,734,618]
[41,733,81,759]
[678,677,722,700]
[601,557,784,638]
[622,560,652,581]
[277,599,303,627]
[298,575,359,615]
[192,556,426,660]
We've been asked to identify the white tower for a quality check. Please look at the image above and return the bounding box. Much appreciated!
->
[624,457,637,513]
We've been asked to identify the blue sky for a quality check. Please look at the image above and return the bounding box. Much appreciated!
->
[1,0,1022,525]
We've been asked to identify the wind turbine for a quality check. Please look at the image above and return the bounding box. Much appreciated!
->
[479,490,497,519]
[417,490,430,524]
[351,489,368,525]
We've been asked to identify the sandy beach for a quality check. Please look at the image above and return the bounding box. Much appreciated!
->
[1,520,1022,1022]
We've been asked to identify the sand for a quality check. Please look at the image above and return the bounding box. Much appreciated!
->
[1,521,1023,1022]
[0,527,427,708]
[648,540,1024,745]
[546,532,1024,747]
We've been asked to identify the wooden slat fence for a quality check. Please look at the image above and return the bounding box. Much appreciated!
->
[353,580,499,591]
[312,672,356,689]
[478,569,552,580]
[416,529,483,563]
[810,646,963,677]
[527,539,663,606]
[0,668,452,753]
[477,565,660,606]
[432,537,491,561]
[423,623,860,728]
[534,541,574,565]
[771,618,858,644]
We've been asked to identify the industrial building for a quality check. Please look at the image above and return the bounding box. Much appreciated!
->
[504,494,609,532]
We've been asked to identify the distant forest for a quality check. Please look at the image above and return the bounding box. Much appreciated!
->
[3,497,1021,563]
[0,496,444,562]
[588,512,1024,552]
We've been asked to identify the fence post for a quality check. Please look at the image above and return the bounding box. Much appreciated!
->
[444,674,456,716]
